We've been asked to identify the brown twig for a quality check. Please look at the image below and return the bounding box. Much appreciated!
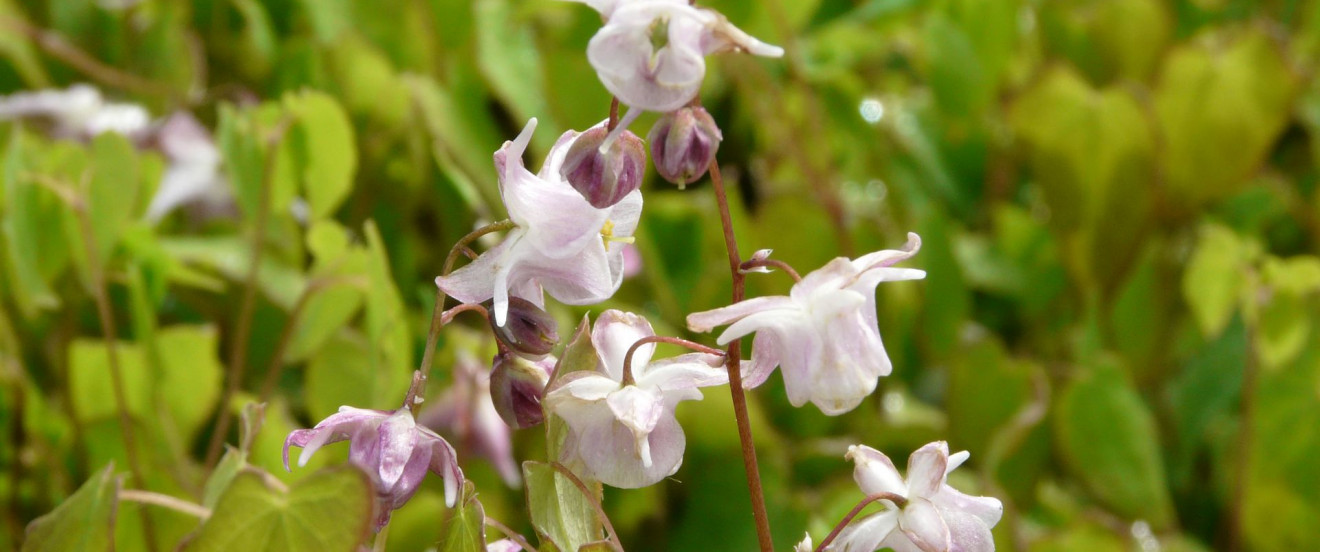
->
[709,159,774,551]
[620,336,725,386]
[607,97,621,131]
[813,492,907,552]
[550,462,624,552]
[205,119,292,468]
[0,16,177,99]
[441,303,491,326]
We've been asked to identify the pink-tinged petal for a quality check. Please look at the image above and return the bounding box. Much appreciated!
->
[606,386,665,466]
[636,353,728,391]
[592,310,657,381]
[520,240,619,307]
[932,487,1003,528]
[899,497,951,552]
[741,332,781,389]
[877,531,927,552]
[851,233,923,272]
[847,445,907,498]
[436,233,520,306]
[791,258,859,302]
[286,406,389,469]
[421,428,465,508]
[606,189,643,236]
[487,539,524,552]
[587,4,710,112]
[495,119,538,223]
[547,372,620,403]
[810,307,888,415]
[376,411,420,489]
[832,509,900,552]
[939,507,996,552]
[686,295,796,334]
[905,442,950,499]
[776,324,824,409]
[586,412,687,488]
[381,444,431,509]
[715,303,807,347]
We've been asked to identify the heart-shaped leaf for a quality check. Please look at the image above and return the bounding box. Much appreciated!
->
[22,463,119,552]
[184,466,372,552]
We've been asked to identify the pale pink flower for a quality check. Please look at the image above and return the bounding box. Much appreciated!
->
[569,0,783,113]
[421,351,522,487]
[544,310,726,488]
[284,403,464,530]
[831,442,1002,552]
[687,234,925,415]
[435,119,642,326]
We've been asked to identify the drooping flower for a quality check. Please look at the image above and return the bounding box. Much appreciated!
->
[648,105,721,187]
[421,351,523,487]
[543,310,726,488]
[829,442,1002,552]
[559,124,646,208]
[485,296,561,357]
[436,118,642,327]
[569,0,784,113]
[144,112,230,222]
[284,401,464,530]
[686,234,925,415]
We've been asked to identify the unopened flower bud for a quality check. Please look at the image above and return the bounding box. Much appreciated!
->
[484,297,559,357]
[648,106,722,188]
[490,353,555,429]
[560,126,646,208]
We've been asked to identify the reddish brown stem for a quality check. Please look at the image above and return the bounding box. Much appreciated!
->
[739,258,802,283]
[621,336,725,386]
[607,97,621,131]
[709,160,774,552]
[441,303,490,325]
[814,492,908,552]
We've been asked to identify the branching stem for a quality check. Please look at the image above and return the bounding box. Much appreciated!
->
[813,492,908,552]
[739,258,802,282]
[620,336,725,386]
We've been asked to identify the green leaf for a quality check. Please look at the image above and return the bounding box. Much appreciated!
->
[545,316,596,459]
[86,132,140,261]
[523,462,601,552]
[1011,67,1154,291]
[1182,223,1254,337]
[21,463,118,552]
[204,449,248,510]
[438,481,486,552]
[474,0,557,150]
[923,14,993,117]
[284,91,358,220]
[363,221,412,382]
[296,0,350,43]
[1156,30,1298,207]
[305,334,409,415]
[947,337,1032,455]
[1054,358,1173,527]
[184,466,373,552]
[2,128,68,314]
[1091,0,1171,82]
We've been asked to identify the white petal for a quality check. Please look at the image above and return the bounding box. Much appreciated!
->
[636,353,728,391]
[686,295,797,334]
[899,497,951,552]
[592,310,657,381]
[847,445,907,498]
[905,442,950,499]
[832,509,900,552]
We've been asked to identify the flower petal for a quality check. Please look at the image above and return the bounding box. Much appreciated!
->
[899,497,951,552]
[832,509,900,552]
[435,232,520,306]
[592,309,657,381]
[375,410,419,489]
[686,295,796,334]
[905,442,950,499]
[421,427,465,508]
[636,353,728,391]
[932,487,1003,529]
[940,506,996,552]
[847,445,907,498]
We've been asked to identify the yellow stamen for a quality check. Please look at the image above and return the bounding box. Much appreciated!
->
[600,220,636,252]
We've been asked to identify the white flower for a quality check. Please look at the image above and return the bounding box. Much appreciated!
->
[145,112,229,222]
[570,0,783,113]
[435,118,642,326]
[686,234,925,415]
[544,310,726,488]
[0,84,150,139]
[831,442,1002,552]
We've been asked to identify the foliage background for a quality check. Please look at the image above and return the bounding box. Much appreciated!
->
[2,0,1319,550]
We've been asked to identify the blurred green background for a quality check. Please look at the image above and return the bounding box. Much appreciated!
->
[2,0,1319,550]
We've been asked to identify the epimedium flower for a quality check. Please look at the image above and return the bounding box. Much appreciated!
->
[436,118,642,327]
[569,0,784,114]
[686,234,925,415]
[284,400,464,530]
[543,310,727,488]
[830,442,1002,552]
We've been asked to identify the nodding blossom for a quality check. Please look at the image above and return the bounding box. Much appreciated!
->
[421,351,523,487]
[436,118,641,327]
[284,401,464,530]
[544,310,726,488]
[568,0,784,114]
[0,84,150,140]
[828,442,1002,552]
[686,234,925,415]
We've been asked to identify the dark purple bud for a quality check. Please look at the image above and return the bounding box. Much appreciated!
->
[490,353,555,429]
[560,126,646,208]
[484,297,559,357]
[648,106,722,189]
